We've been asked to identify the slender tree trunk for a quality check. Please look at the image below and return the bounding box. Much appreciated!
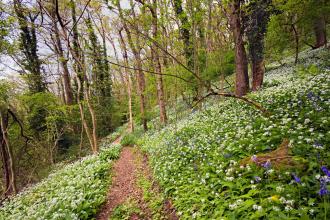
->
[51,0,73,105]
[117,0,148,131]
[75,76,96,154]
[70,0,85,99]
[291,24,299,65]
[173,0,193,69]
[85,86,98,153]
[149,0,167,124]
[0,110,16,196]
[229,0,249,96]
[118,30,135,132]
[314,16,327,48]
[251,60,265,91]
[206,0,213,52]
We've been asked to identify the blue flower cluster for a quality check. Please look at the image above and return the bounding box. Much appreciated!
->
[319,166,330,196]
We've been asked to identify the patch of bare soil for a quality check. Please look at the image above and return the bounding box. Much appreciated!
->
[97,145,179,220]
[96,146,150,220]
[96,147,144,220]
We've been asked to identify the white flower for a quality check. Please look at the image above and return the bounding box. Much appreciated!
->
[253,205,262,211]
[285,205,293,211]
[272,206,280,211]
[265,169,274,175]
[315,174,321,180]
[276,186,284,192]
[225,177,234,181]
[229,203,237,210]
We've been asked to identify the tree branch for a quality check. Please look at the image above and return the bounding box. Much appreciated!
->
[192,91,270,115]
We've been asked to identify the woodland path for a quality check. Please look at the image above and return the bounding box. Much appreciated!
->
[96,140,179,220]
[96,146,145,219]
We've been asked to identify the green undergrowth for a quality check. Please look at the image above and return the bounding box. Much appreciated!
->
[110,199,142,220]
[0,137,122,219]
[138,50,330,219]
[120,128,144,146]
[137,175,167,220]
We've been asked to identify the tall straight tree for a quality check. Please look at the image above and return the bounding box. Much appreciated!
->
[173,0,193,69]
[136,0,167,124]
[228,0,249,96]
[116,0,148,131]
[245,0,272,91]
[70,0,85,99]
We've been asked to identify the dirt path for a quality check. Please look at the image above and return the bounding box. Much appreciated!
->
[96,147,144,219]
[97,144,178,220]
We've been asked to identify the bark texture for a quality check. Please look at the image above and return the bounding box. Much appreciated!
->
[251,60,264,91]
[117,0,148,131]
[0,110,16,196]
[229,0,249,97]
[51,0,73,105]
[314,16,327,48]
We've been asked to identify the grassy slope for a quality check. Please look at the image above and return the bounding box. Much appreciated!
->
[0,137,122,220]
[139,48,330,219]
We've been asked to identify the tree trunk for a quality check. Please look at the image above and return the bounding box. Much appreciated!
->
[13,0,46,93]
[251,60,264,91]
[149,0,167,124]
[291,24,299,65]
[51,0,73,105]
[70,0,85,99]
[117,0,148,131]
[85,86,98,153]
[0,110,16,196]
[314,16,327,48]
[118,30,135,133]
[229,0,249,97]
[173,0,193,69]
[75,76,97,154]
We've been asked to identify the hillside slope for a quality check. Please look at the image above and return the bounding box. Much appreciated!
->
[140,49,330,219]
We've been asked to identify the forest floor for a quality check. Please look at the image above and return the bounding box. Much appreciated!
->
[96,142,178,220]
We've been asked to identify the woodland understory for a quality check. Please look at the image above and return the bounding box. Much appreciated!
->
[0,0,329,219]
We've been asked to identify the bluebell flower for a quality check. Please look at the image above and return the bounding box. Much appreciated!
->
[254,176,261,183]
[313,141,323,148]
[307,91,315,100]
[292,173,301,183]
[263,160,271,169]
[319,176,330,196]
[251,155,258,162]
[321,166,330,177]
[319,187,329,196]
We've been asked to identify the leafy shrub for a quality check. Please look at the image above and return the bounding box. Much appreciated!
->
[0,142,122,219]
[121,133,137,146]
[121,128,144,147]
